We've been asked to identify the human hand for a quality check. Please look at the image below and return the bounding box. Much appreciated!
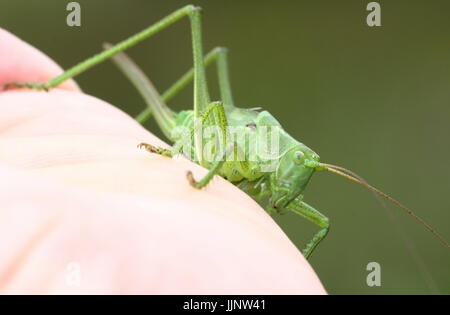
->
[0,28,326,294]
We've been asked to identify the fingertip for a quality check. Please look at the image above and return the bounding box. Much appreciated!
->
[0,28,80,92]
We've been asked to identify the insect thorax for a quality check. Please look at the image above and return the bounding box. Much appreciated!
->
[171,108,310,185]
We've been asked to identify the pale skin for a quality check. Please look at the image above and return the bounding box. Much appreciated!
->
[0,29,326,294]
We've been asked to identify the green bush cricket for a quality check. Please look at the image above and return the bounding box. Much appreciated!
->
[5,5,449,259]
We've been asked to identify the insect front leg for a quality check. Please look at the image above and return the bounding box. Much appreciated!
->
[286,198,330,259]
[137,143,173,158]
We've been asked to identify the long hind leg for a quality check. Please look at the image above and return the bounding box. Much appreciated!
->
[107,44,232,183]
[3,5,212,120]
[131,46,235,124]
[103,44,177,140]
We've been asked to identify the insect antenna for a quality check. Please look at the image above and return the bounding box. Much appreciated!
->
[319,163,449,249]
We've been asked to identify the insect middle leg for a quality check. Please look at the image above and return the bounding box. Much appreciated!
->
[285,198,330,259]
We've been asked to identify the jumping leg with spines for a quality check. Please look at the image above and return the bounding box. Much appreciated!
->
[103,43,177,140]
[285,198,330,259]
[79,6,228,188]
[6,5,228,182]
[131,46,234,124]
[105,45,233,130]
[3,5,211,115]
[106,43,231,189]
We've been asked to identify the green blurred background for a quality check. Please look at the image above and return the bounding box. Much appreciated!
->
[2,0,449,294]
